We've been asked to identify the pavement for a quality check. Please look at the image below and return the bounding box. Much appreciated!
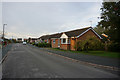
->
[2,43,120,78]
[0,46,2,79]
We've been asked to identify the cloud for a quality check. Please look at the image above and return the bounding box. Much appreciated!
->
[2,2,102,39]
[57,2,102,32]
[2,0,103,2]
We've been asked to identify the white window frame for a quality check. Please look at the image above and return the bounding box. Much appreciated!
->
[63,38,66,43]
[61,38,70,44]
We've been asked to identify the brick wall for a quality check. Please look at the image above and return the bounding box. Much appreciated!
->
[60,44,70,50]
[51,39,58,48]
[52,29,100,50]
[70,38,76,51]
[44,39,51,44]
[77,29,100,41]
[70,29,100,51]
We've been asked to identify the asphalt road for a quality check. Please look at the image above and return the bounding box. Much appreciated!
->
[41,48,120,68]
[2,43,119,78]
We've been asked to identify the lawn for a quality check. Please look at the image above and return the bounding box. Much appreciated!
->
[50,48,120,59]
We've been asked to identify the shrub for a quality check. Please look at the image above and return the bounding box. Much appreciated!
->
[37,43,51,47]
[107,42,120,52]
[32,42,35,45]
[75,36,104,51]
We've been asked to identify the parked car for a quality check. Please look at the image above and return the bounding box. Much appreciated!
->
[23,42,27,45]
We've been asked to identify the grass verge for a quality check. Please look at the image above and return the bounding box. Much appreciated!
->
[49,48,120,59]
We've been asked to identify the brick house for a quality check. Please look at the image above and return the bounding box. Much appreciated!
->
[50,33,62,48]
[38,33,62,44]
[51,27,102,50]
[17,38,22,43]
[38,35,51,43]
[29,38,37,43]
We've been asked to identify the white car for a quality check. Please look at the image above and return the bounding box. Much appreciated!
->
[23,42,27,45]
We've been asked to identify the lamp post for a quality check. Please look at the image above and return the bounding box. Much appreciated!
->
[2,24,7,47]
[3,24,7,40]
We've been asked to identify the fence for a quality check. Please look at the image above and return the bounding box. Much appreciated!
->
[2,44,12,58]
[0,41,12,62]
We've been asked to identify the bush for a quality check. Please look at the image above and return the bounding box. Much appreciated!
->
[37,43,51,47]
[32,42,35,45]
[75,36,104,51]
[107,42,120,52]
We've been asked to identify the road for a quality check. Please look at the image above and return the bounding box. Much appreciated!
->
[41,48,120,68]
[2,43,119,78]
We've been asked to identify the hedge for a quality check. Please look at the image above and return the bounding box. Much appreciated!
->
[37,43,51,47]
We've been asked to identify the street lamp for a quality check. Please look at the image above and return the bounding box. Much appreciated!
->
[3,24,7,40]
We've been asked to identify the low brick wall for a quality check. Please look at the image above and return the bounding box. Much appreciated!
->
[60,44,70,50]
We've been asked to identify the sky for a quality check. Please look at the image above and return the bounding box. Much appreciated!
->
[1,2,102,39]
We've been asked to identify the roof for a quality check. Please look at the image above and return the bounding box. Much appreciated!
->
[39,27,102,39]
[17,38,22,40]
[39,35,51,40]
[64,27,91,37]
[31,38,37,40]
[62,27,102,39]
[50,33,62,38]
[39,33,62,39]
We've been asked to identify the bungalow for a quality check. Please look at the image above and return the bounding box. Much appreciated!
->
[29,38,37,43]
[51,27,102,51]
[50,33,62,48]
[17,38,22,43]
[38,35,51,43]
[38,33,62,44]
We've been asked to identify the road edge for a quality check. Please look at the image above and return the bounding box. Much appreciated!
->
[47,52,120,72]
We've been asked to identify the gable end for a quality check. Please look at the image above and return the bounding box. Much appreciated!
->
[77,28,102,39]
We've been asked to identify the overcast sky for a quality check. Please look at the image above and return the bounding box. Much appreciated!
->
[1,2,102,39]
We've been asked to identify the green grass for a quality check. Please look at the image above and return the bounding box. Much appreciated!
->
[49,48,120,59]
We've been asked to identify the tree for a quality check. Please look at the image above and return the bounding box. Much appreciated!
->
[94,26,105,35]
[98,1,120,43]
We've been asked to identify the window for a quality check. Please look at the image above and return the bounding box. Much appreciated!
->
[68,38,71,44]
[47,39,48,43]
[53,39,55,44]
[63,38,66,43]
[58,39,60,47]
[61,38,70,44]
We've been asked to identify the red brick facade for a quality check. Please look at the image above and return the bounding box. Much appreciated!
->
[60,44,70,50]
[51,39,59,48]
[77,29,100,41]
[51,29,101,51]
[44,39,51,43]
